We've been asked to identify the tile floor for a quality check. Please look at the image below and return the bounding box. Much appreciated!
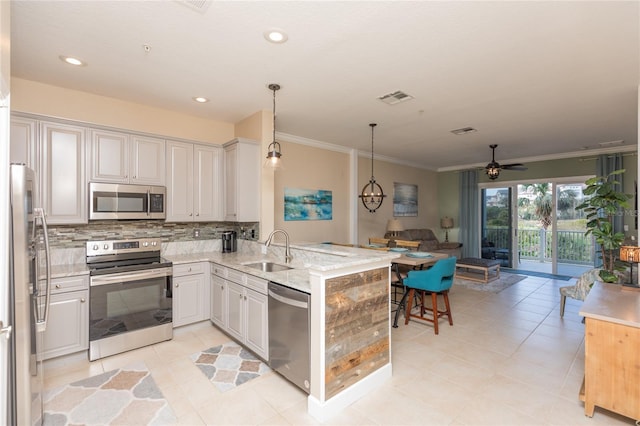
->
[44,276,636,425]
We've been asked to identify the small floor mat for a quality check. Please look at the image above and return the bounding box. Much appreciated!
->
[454,273,526,293]
[43,361,176,426]
[190,341,271,393]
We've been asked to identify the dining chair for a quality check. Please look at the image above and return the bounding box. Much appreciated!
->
[393,239,420,251]
[559,268,601,317]
[368,237,390,246]
[403,256,456,334]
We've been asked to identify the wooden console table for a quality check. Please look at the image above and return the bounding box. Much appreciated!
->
[579,282,640,422]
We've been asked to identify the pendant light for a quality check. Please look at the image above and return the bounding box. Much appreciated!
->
[359,123,386,212]
[265,83,283,170]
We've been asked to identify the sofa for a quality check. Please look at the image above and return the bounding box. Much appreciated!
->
[384,228,462,258]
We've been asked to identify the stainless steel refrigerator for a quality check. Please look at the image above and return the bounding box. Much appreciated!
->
[3,164,51,426]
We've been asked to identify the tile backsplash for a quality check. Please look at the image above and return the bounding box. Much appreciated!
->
[44,220,259,249]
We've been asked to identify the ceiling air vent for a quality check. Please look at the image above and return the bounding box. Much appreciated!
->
[450,127,478,135]
[177,0,212,14]
[377,90,414,105]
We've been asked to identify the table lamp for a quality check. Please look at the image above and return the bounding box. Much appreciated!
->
[619,246,640,286]
[386,219,404,237]
[440,216,454,242]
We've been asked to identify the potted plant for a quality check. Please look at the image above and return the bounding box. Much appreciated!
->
[576,169,632,283]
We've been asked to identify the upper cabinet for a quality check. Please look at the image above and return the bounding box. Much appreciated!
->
[91,130,164,185]
[10,116,38,169]
[166,140,222,222]
[40,121,88,224]
[223,138,260,222]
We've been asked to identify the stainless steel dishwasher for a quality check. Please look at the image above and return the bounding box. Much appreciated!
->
[268,282,310,393]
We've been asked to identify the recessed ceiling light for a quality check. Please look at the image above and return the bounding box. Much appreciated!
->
[450,127,478,135]
[59,55,86,66]
[192,97,209,103]
[264,28,288,44]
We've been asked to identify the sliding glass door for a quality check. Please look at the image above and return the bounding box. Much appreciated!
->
[480,178,594,277]
[481,187,514,268]
[555,182,592,276]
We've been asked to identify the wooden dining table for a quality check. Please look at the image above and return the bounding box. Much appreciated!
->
[391,252,448,328]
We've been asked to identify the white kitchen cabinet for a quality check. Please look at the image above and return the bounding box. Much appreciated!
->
[130,135,166,185]
[10,116,38,169]
[40,121,87,224]
[41,276,89,360]
[91,129,128,183]
[210,263,268,360]
[210,273,226,328]
[166,141,222,222]
[91,130,165,185]
[223,138,261,222]
[243,286,268,357]
[172,262,210,327]
[226,281,245,342]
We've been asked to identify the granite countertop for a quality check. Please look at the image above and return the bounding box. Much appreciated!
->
[46,241,399,294]
[166,242,399,294]
[50,263,90,278]
[580,281,640,328]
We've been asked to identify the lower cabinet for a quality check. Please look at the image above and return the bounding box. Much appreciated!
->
[41,276,89,360]
[173,262,210,327]
[210,273,226,328]
[210,263,269,360]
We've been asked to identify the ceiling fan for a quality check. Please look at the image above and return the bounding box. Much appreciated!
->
[484,144,527,180]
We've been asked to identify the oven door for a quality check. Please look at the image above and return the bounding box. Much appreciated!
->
[89,267,172,352]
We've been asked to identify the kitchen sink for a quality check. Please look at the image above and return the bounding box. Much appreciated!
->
[244,261,293,272]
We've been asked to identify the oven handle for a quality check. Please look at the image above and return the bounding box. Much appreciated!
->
[90,268,172,287]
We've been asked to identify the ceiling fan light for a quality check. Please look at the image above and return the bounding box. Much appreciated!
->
[487,166,500,180]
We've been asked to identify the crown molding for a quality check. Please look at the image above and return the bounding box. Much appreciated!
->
[277,131,637,173]
[276,131,436,171]
[437,145,638,172]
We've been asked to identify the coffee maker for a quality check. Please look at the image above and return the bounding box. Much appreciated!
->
[221,231,237,253]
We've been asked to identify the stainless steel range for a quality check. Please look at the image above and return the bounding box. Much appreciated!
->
[86,238,173,361]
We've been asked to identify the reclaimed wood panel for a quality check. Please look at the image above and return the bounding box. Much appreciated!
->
[325,267,390,399]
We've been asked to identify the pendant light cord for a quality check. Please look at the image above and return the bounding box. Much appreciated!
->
[370,123,377,187]
[272,86,277,144]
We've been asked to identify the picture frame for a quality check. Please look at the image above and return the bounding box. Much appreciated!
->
[393,182,418,217]
[284,188,333,221]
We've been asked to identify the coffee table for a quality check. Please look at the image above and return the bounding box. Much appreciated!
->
[456,257,501,283]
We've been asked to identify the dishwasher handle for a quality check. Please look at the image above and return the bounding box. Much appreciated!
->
[268,286,309,309]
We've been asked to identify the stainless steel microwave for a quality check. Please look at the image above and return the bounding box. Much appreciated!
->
[89,182,166,220]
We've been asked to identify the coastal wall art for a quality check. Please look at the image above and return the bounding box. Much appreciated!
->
[393,182,418,217]
[284,188,333,221]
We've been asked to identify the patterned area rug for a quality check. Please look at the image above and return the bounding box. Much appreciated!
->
[43,361,176,426]
[454,272,526,293]
[190,341,271,392]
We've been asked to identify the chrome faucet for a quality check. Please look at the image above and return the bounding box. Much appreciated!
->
[265,229,293,263]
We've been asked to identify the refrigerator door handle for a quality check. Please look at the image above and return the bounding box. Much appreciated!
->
[0,320,12,339]
[34,208,51,332]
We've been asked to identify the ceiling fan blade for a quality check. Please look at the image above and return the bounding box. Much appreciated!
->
[501,163,527,171]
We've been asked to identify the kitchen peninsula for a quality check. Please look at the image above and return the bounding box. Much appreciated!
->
[165,239,399,422]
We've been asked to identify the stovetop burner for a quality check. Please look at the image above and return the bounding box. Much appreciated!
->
[86,237,172,275]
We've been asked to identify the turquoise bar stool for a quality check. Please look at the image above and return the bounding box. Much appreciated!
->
[403,256,457,334]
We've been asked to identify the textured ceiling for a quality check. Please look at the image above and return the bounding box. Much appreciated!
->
[10,1,640,171]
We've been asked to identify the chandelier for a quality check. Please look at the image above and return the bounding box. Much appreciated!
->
[265,83,283,170]
[359,123,386,212]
